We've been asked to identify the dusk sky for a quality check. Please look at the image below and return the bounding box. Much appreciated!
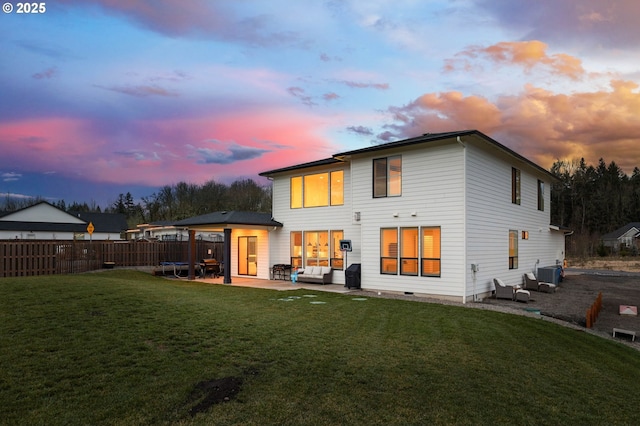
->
[2,0,640,208]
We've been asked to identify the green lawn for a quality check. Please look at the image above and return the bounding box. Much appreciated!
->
[1,270,639,425]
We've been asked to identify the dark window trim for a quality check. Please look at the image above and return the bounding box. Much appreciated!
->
[373,156,401,198]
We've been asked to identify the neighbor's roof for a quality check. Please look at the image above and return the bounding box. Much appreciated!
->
[0,221,87,233]
[602,223,640,240]
[70,211,128,233]
[0,201,127,234]
[260,130,557,181]
[174,211,283,227]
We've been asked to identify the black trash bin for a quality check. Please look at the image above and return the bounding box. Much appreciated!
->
[345,263,361,289]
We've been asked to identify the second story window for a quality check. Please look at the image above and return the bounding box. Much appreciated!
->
[373,156,402,198]
[538,180,544,211]
[512,168,521,205]
[290,170,344,208]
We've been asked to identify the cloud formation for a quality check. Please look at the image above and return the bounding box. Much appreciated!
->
[382,79,640,172]
[2,172,22,182]
[475,0,640,49]
[95,84,178,97]
[32,67,57,80]
[340,80,390,90]
[58,0,306,47]
[446,41,586,80]
[2,0,640,206]
[196,141,270,165]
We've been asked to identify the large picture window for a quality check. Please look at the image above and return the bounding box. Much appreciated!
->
[380,228,398,274]
[290,171,344,208]
[509,230,518,269]
[290,230,344,270]
[373,156,402,198]
[400,227,418,275]
[421,227,441,277]
[380,226,441,277]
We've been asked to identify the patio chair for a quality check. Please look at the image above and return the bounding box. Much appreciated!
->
[524,272,557,293]
[494,278,518,300]
[523,272,539,291]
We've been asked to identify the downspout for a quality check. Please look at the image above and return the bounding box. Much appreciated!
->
[457,136,468,303]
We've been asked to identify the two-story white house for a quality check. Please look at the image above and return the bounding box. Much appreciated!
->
[260,130,567,302]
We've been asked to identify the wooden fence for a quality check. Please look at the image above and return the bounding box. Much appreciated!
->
[0,240,223,278]
[585,291,603,328]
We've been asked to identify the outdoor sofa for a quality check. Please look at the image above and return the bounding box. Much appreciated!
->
[296,266,333,284]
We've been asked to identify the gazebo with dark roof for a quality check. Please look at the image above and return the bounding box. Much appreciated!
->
[173,211,283,283]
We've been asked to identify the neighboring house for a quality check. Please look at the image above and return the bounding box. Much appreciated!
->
[0,201,127,240]
[126,221,224,242]
[602,223,640,253]
[260,130,568,302]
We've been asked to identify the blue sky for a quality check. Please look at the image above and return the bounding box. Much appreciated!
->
[2,0,640,208]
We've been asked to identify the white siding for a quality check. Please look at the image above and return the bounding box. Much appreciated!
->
[465,138,564,299]
[0,230,72,240]
[230,228,271,280]
[266,133,564,301]
[268,165,356,285]
[351,142,466,296]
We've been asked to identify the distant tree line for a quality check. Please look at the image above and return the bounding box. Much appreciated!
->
[113,178,272,225]
[1,178,272,229]
[551,158,640,257]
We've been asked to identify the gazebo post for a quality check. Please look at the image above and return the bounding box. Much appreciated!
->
[188,229,196,280]
[223,228,232,284]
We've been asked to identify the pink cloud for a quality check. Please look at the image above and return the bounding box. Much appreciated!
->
[447,40,586,80]
[0,109,335,187]
[383,79,640,173]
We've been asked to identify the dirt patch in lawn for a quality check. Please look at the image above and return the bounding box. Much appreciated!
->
[184,376,242,417]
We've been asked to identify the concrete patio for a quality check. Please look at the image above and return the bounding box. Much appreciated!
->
[190,275,355,294]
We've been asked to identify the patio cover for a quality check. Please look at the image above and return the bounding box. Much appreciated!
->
[174,211,283,283]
